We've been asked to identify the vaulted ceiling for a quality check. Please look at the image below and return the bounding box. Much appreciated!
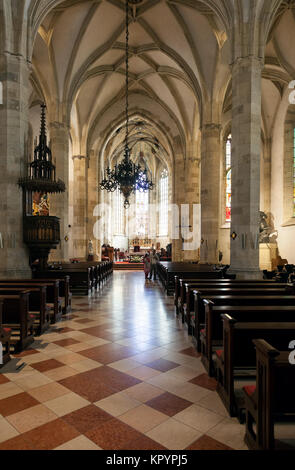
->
[30,0,230,161]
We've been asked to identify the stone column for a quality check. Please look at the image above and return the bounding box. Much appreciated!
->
[72,155,87,259]
[0,52,31,278]
[87,150,101,260]
[200,124,221,264]
[182,149,200,261]
[172,153,185,261]
[230,57,263,279]
[48,122,70,262]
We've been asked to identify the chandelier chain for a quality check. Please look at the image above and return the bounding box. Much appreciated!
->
[125,0,129,152]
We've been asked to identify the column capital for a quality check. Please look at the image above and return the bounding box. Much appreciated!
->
[231,55,264,71]
[72,155,88,161]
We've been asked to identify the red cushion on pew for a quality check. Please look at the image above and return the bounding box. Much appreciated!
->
[3,328,11,334]
[216,349,223,358]
[200,329,205,335]
[243,385,256,397]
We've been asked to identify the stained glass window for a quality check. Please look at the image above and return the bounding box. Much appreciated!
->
[159,169,168,236]
[113,189,124,234]
[225,134,232,223]
[135,185,149,236]
[293,128,295,216]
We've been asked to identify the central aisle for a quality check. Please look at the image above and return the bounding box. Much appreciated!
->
[0,272,246,450]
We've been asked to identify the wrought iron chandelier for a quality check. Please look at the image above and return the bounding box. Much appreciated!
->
[100,0,154,209]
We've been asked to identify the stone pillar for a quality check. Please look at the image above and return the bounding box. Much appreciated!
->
[230,57,263,279]
[87,150,101,260]
[48,122,70,262]
[72,155,87,259]
[182,150,200,261]
[0,52,31,278]
[200,124,221,264]
[172,153,185,261]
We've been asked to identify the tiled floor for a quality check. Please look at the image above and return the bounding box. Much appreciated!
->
[0,272,248,450]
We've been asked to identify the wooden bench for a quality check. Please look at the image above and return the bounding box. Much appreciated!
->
[179,282,287,326]
[0,286,50,335]
[198,298,295,375]
[244,339,295,450]
[42,268,92,295]
[193,289,293,351]
[0,293,34,352]
[32,274,72,313]
[0,300,11,366]
[0,280,62,324]
[158,262,227,295]
[215,314,295,420]
[174,277,283,314]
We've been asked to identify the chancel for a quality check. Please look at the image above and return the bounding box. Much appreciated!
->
[0,0,295,453]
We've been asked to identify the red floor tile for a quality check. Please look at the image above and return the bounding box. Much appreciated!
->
[53,338,80,347]
[0,435,35,450]
[85,418,144,449]
[179,347,201,358]
[74,318,94,324]
[0,392,40,417]
[79,344,139,364]
[145,358,179,372]
[59,369,118,402]
[13,349,39,358]
[0,374,10,385]
[189,373,218,391]
[62,404,113,433]
[31,359,64,373]
[146,392,192,417]
[186,435,233,450]
[120,435,167,450]
[21,418,80,450]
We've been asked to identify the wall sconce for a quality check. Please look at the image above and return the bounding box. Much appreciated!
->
[231,232,237,240]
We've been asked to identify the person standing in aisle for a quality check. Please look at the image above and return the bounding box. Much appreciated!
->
[149,249,159,281]
[143,253,151,281]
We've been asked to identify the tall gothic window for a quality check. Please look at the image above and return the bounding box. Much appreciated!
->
[293,128,295,216]
[159,168,168,236]
[225,134,232,223]
[113,188,124,234]
[135,187,149,236]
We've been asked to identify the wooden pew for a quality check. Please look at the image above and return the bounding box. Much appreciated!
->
[174,276,283,314]
[180,282,287,325]
[244,339,295,450]
[193,289,292,351]
[158,262,226,295]
[43,268,92,295]
[215,314,295,419]
[0,293,34,352]
[199,298,295,374]
[0,286,50,335]
[32,274,72,313]
[0,300,11,366]
[0,280,61,324]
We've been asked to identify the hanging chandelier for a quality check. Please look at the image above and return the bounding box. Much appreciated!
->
[100,0,154,209]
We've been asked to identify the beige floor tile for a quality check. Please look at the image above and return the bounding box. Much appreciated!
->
[6,404,57,433]
[95,391,141,417]
[0,382,25,400]
[127,366,162,380]
[84,338,110,347]
[42,365,78,381]
[207,417,247,450]
[44,392,90,416]
[123,383,164,403]
[28,382,70,402]
[70,359,103,372]
[22,352,51,364]
[131,348,171,364]
[197,391,229,417]
[161,352,196,366]
[146,418,202,450]
[174,404,225,433]
[13,372,53,391]
[147,373,184,391]
[109,358,141,373]
[55,352,86,365]
[55,435,102,450]
[0,416,19,443]
[164,381,210,403]
[3,366,35,382]
[64,343,92,353]
[119,404,168,433]
[164,365,204,381]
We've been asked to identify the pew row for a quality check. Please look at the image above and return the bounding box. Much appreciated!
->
[0,293,34,352]
[244,339,295,450]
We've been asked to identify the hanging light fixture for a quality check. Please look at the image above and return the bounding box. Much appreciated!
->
[100,0,154,209]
